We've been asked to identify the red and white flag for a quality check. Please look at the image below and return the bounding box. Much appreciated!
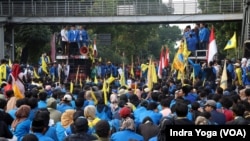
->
[164,47,169,67]
[157,47,165,79]
[207,27,217,64]
[93,39,98,57]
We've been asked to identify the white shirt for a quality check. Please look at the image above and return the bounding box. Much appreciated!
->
[61,29,68,42]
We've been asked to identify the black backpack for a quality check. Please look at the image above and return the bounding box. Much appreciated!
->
[64,133,97,141]
[157,116,176,141]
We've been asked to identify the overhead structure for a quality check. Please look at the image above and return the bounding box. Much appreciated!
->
[242,0,250,57]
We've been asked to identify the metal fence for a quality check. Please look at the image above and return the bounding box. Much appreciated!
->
[0,0,243,17]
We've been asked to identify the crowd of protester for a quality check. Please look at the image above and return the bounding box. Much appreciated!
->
[0,55,250,141]
[0,23,250,141]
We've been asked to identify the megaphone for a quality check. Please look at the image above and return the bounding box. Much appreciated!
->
[80,46,88,55]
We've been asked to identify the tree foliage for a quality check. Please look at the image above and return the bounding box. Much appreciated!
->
[198,0,243,59]
[15,25,51,64]
[91,24,181,64]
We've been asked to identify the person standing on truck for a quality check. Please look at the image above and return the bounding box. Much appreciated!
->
[60,25,69,55]
[77,25,89,49]
[68,25,78,57]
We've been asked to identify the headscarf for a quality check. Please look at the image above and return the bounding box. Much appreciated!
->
[11,64,21,81]
[11,105,31,130]
[120,117,135,131]
[61,109,75,128]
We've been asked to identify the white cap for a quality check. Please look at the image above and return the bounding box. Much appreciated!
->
[63,94,72,101]
[144,88,150,93]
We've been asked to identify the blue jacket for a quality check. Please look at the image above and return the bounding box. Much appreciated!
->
[8,108,17,119]
[45,126,59,141]
[133,106,147,127]
[149,136,157,141]
[210,109,226,125]
[38,100,47,109]
[29,108,39,121]
[109,119,121,133]
[67,30,77,42]
[185,92,198,104]
[96,105,112,121]
[55,122,67,141]
[34,132,54,141]
[139,110,162,125]
[57,103,74,113]
[187,36,197,51]
[110,129,144,141]
[188,59,201,78]
[13,119,31,141]
[199,27,210,42]
[168,84,176,95]
[76,29,89,44]
[242,66,250,85]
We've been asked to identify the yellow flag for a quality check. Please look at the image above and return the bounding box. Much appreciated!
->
[224,32,237,50]
[98,57,102,62]
[41,57,48,74]
[94,76,98,84]
[220,60,228,90]
[13,83,24,99]
[119,71,126,87]
[182,38,191,60]
[147,58,153,90]
[172,44,185,73]
[70,81,74,93]
[33,68,40,79]
[177,71,182,80]
[8,59,12,68]
[91,90,98,105]
[0,64,6,84]
[86,77,91,83]
[151,61,157,83]
[102,79,108,105]
[141,63,148,72]
[119,63,126,86]
[107,74,115,84]
[130,63,134,79]
[130,56,134,78]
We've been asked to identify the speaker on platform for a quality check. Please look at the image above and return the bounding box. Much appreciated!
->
[80,46,88,55]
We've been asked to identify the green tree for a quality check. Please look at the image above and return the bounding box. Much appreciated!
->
[198,0,243,59]
[209,22,242,60]
[15,25,51,64]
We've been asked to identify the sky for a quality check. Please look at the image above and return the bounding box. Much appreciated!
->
[163,0,199,30]
[164,0,197,35]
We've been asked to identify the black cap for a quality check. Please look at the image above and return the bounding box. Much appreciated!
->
[74,116,88,132]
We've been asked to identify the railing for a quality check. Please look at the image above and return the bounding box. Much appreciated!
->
[188,50,208,60]
[0,0,243,17]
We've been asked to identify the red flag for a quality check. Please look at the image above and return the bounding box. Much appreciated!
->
[207,27,217,64]
[164,47,169,67]
[93,39,98,57]
[50,34,56,62]
[157,47,165,79]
